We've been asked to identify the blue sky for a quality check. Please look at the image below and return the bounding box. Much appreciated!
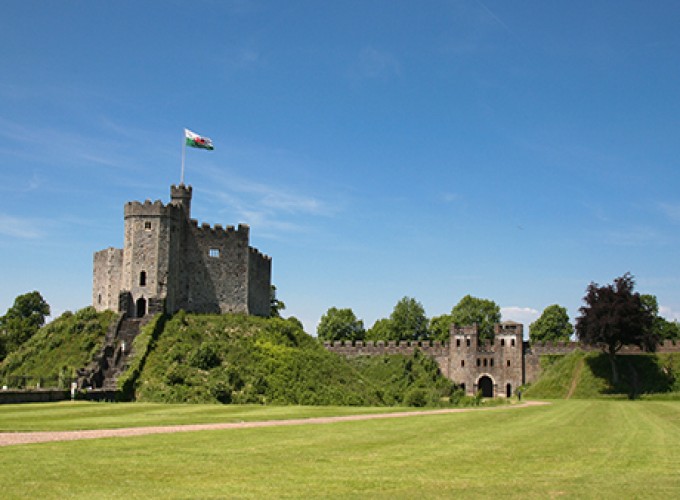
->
[2,1,680,336]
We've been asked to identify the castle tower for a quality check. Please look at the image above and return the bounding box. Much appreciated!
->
[170,183,192,217]
[448,322,524,397]
[93,184,272,318]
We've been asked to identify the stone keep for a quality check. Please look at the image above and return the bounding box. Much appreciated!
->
[93,184,272,318]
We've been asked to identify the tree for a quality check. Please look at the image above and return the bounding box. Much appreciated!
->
[450,295,501,341]
[365,318,395,341]
[529,304,573,343]
[316,307,365,342]
[641,294,680,341]
[270,285,286,318]
[0,291,50,359]
[390,297,429,341]
[575,273,658,385]
[429,314,453,342]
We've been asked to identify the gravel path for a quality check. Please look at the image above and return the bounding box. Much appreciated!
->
[0,401,548,447]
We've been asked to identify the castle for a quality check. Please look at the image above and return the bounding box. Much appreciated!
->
[92,184,272,318]
[325,322,680,397]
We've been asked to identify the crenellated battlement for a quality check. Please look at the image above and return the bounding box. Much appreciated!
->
[188,220,251,241]
[249,246,271,261]
[526,339,680,355]
[324,340,449,358]
[124,199,181,218]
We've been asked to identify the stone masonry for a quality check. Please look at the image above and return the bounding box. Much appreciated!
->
[325,321,680,397]
[93,184,271,318]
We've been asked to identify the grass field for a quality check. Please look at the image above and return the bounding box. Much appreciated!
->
[1,400,679,498]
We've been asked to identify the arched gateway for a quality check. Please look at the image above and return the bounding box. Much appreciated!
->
[477,375,494,398]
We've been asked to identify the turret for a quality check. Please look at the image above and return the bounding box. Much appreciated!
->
[170,184,192,217]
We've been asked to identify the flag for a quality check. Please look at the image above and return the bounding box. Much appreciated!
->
[184,129,214,150]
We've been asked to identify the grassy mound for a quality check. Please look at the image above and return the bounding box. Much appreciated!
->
[132,312,456,406]
[525,349,680,399]
[0,307,116,388]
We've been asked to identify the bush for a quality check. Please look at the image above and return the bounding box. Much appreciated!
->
[404,388,429,407]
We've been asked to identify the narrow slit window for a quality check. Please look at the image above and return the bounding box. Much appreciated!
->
[507,360,511,367]
[209,248,220,258]
[461,360,465,367]
[139,271,146,286]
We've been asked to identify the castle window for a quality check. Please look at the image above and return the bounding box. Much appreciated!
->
[456,339,460,347]
[507,360,511,367]
[476,358,481,367]
[490,359,494,367]
[461,360,465,367]
[209,248,220,258]
[511,339,516,347]
[483,358,488,367]
[139,271,146,286]
[97,294,102,305]
[501,339,505,347]
[466,338,471,347]
[144,221,152,230]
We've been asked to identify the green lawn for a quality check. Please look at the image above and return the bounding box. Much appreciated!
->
[1,400,679,498]
[0,401,425,432]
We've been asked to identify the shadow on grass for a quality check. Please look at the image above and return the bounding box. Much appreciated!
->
[585,353,674,399]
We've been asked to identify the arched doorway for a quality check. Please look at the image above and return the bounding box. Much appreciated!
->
[478,375,494,398]
[506,383,512,398]
[136,297,147,318]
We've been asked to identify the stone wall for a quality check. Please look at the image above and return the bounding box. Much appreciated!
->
[93,247,123,312]
[324,340,451,378]
[182,221,250,314]
[325,330,680,397]
[248,247,273,317]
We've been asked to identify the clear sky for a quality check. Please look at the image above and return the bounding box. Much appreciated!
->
[2,1,680,336]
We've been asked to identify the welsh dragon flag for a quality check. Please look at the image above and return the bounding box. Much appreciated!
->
[184,129,214,150]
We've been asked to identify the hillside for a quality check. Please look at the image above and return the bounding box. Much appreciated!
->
[129,312,456,406]
[525,350,680,399]
[0,307,116,388]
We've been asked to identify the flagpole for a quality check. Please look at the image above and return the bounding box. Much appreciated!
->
[180,130,186,185]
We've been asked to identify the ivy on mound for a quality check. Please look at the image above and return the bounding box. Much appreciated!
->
[0,307,116,388]
[133,312,456,406]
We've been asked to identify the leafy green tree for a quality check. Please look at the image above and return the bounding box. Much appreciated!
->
[575,273,658,385]
[529,305,573,343]
[429,314,453,342]
[365,318,395,341]
[641,294,680,341]
[390,296,429,341]
[316,307,365,342]
[270,285,286,318]
[450,295,501,341]
[0,291,50,359]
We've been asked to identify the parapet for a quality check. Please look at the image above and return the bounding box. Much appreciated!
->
[324,340,449,357]
[249,246,271,261]
[188,219,251,238]
[124,199,178,218]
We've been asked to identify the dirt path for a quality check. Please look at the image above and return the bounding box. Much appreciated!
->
[567,358,585,399]
[0,401,548,447]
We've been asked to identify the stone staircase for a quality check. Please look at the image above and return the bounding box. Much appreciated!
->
[78,315,149,391]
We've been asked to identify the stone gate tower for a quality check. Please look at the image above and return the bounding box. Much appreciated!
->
[93,184,271,318]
